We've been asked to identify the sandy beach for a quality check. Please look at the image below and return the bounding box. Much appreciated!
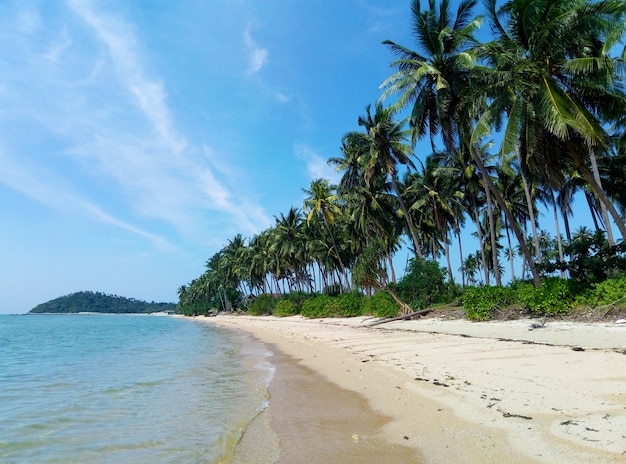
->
[198,315,626,464]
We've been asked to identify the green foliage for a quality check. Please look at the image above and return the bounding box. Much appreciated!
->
[332,292,364,317]
[464,278,576,320]
[248,294,277,316]
[273,299,299,317]
[397,257,448,308]
[301,295,333,318]
[282,291,311,308]
[322,284,344,297]
[514,278,574,316]
[28,291,177,314]
[363,291,400,318]
[539,229,626,286]
[578,276,626,308]
[351,238,388,291]
[463,286,517,321]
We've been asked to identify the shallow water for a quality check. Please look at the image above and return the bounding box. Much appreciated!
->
[0,314,275,463]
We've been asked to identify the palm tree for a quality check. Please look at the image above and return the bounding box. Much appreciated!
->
[357,102,424,258]
[380,0,481,151]
[474,0,626,241]
[303,178,351,291]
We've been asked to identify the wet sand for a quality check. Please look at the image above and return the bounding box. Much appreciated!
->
[200,315,626,464]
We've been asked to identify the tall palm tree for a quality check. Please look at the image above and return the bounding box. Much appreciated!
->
[303,178,351,290]
[474,0,626,241]
[380,0,481,151]
[357,102,424,258]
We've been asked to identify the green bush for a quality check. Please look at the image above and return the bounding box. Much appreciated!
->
[397,257,448,308]
[516,277,574,316]
[301,295,333,318]
[282,291,311,311]
[587,276,626,307]
[248,293,277,316]
[363,291,400,318]
[463,286,517,321]
[273,299,299,317]
[326,292,363,317]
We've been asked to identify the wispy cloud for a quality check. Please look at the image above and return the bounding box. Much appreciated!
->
[0,147,173,250]
[296,144,341,185]
[243,24,268,75]
[0,1,272,247]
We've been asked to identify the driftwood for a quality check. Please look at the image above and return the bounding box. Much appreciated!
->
[366,309,432,327]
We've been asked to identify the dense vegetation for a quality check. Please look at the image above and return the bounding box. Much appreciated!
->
[178,0,626,320]
[29,291,177,314]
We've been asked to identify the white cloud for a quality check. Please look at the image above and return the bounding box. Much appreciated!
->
[296,144,341,185]
[243,25,268,75]
[0,147,173,250]
[0,0,272,247]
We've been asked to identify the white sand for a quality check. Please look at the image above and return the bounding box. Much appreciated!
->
[200,315,626,464]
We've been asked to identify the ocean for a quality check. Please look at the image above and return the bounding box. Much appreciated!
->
[0,314,276,463]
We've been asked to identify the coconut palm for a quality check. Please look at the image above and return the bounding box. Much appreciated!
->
[303,178,351,290]
[357,102,424,258]
[380,0,481,150]
[473,0,626,241]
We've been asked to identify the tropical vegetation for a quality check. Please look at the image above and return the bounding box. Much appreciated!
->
[178,0,626,321]
[29,291,177,314]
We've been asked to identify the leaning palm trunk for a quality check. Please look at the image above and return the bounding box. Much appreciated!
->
[472,147,541,287]
[457,228,466,287]
[391,176,424,259]
[589,151,615,247]
[520,167,542,262]
[571,143,626,241]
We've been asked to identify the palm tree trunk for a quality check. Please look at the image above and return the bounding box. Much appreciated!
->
[323,216,351,291]
[570,142,626,241]
[472,147,542,287]
[504,217,516,282]
[391,176,423,258]
[551,192,566,278]
[483,180,502,286]
[520,168,542,261]
[589,151,615,246]
[473,206,490,285]
[444,229,453,284]
[457,229,466,287]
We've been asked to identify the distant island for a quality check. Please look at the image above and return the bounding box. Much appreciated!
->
[29,291,178,314]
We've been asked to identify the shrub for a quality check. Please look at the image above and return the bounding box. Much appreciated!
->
[363,291,400,318]
[516,277,574,316]
[248,294,277,316]
[273,299,299,317]
[301,295,333,318]
[329,292,364,317]
[463,286,517,321]
[397,257,448,308]
[587,276,626,308]
[282,291,311,311]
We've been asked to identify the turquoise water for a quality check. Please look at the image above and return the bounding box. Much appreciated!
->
[0,314,275,463]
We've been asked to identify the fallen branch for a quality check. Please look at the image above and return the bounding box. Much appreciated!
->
[366,309,432,327]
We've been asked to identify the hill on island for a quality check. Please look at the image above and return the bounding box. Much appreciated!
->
[29,291,178,314]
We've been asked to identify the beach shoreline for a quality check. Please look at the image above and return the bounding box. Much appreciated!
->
[196,315,626,464]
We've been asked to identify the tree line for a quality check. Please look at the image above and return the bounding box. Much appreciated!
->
[178,0,626,317]
[29,291,177,314]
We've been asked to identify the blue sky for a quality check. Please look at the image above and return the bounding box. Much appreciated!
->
[1,0,428,313]
[0,0,606,314]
